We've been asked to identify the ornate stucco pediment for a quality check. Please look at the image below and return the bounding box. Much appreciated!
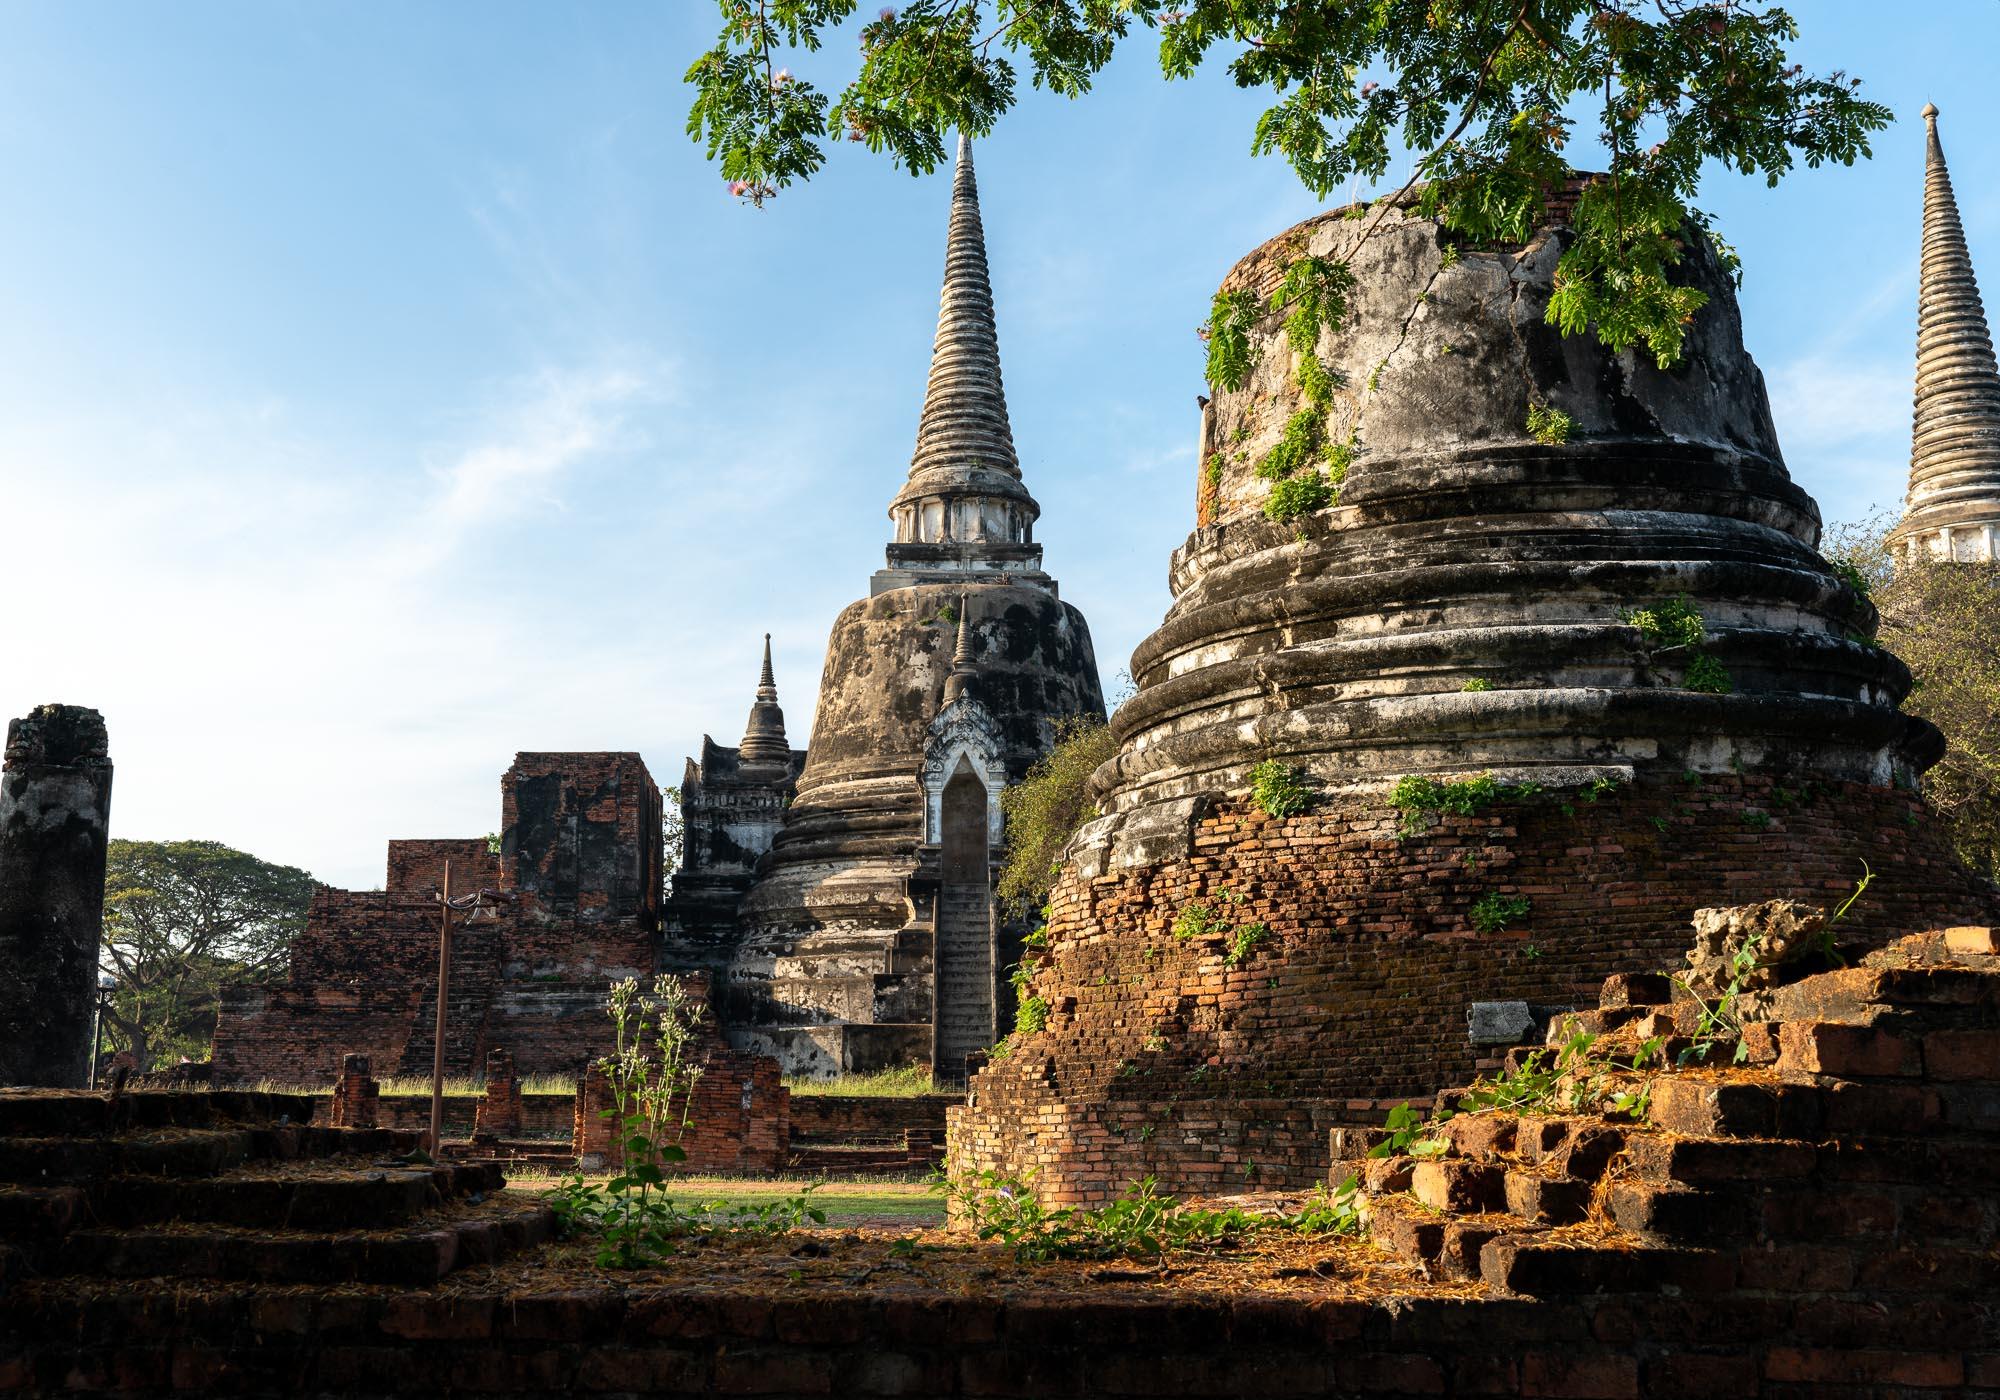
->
[920,695,1006,846]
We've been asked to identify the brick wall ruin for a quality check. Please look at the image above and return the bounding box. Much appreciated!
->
[572,1053,790,1174]
[385,839,499,896]
[212,752,663,1086]
[951,775,2000,1203]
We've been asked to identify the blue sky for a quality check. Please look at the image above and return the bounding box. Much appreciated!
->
[3,4,1995,890]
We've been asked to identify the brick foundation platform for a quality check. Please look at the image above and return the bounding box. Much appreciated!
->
[951,776,2000,1203]
[5,927,2000,1398]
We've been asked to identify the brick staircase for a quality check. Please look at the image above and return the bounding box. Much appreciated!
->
[0,1089,553,1294]
[934,883,994,1087]
[1336,929,2000,1302]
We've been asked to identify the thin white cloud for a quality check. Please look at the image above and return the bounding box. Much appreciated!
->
[407,359,672,565]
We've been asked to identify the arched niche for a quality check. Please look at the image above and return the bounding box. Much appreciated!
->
[920,695,1005,851]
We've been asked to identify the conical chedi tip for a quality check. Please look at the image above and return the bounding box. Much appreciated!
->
[1902,102,2000,561]
[879,136,1050,590]
[738,633,790,767]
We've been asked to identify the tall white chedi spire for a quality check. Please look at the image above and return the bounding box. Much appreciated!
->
[876,136,1053,595]
[1900,103,2000,560]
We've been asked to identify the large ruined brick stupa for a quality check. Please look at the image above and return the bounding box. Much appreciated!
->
[950,173,2000,1203]
[672,139,1106,1084]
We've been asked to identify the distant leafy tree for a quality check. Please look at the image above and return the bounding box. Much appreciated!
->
[99,840,316,1072]
[687,2,1888,366]
[1824,516,2000,883]
[662,786,686,874]
[997,717,1117,913]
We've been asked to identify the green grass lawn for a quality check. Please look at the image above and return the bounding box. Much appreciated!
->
[780,1064,938,1097]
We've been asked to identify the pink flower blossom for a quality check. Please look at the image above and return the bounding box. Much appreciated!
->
[879,5,896,19]
[1361,81,1378,97]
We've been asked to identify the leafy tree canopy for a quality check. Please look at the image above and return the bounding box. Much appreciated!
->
[1824,516,2000,884]
[686,1,1888,365]
[99,840,316,1072]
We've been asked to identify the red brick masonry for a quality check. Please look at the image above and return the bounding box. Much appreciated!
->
[952,774,2000,1202]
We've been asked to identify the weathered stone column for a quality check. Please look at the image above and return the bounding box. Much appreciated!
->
[0,705,114,1087]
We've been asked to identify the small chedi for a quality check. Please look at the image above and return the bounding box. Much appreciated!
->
[950,169,2000,1203]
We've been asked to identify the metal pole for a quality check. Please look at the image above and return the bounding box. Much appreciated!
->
[429,860,454,1155]
[88,990,103,1090]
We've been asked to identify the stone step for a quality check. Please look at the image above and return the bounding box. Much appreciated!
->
[0,1090,318,1138]
[1361,1193,1552,1281]
[0,1129,258,1184]
[55,1199,553,1286]
[1501,1168,1593,1225]
[1410,1158,1506,1213]
[88,1164,493,1231]
[1625,1132,1817,1185]
[1604,1180,1754,1245]
[1645,1077,1822,1139]
[1479,1233,1736,1296]
[0,1185,86,1244]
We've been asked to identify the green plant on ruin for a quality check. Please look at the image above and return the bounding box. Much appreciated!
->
[1461,677,1494,693]
[1741,808,1771,830]
[997,716,1116,914]
[1581,776,1622,804]
[1263,467,1335,523]
[1249,758,1314,818]
[1622,594,1705,650]
[1171,900,1226,942]
[1223,922,1268,968]
[940,1169,1358,1264]
[1469,891,1531,934]
[1675,933,1763,1067]
[1203,288,1261,391]
[1014,994,1050,1036]
[1388,771,1540,836]
[548,976,824,1265]
[1228,255,1356,524]
[1684,652,1733,694]
[1525,402,1575,446]
[1623,594,1733,694]
[1293,1176,1365,1235]
[1670,863,1877,1066]
[1824,555,1873,598]
[1202,452,1224,490]
[1368,1102,1446,1159]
